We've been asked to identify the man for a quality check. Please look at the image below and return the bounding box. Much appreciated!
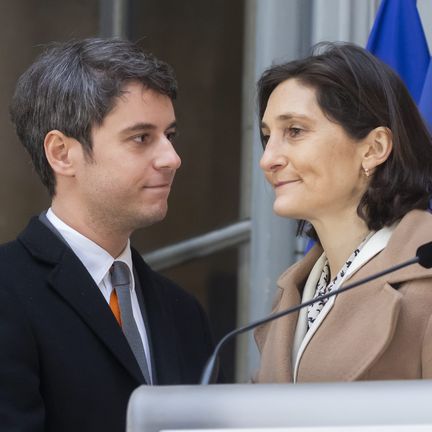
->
[1,38,214,432]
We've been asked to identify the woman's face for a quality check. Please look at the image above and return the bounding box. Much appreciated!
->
[260,78,368,224]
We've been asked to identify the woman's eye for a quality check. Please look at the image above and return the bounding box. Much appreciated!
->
[288,127,303,137]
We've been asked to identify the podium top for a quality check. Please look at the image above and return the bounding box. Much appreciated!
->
[127,380,432,432]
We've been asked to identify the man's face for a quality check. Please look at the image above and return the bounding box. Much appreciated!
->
[73,81,181,235]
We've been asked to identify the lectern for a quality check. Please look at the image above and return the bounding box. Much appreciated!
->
[127,380,432,431]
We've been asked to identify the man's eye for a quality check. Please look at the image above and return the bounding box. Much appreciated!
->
[133,134,149,143]
[261,134,270,148]
[166,131,178,143]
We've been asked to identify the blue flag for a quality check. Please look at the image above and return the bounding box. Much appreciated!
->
[366,0,430,103]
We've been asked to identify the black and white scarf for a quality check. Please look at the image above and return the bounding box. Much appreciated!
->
[306,235,372,329]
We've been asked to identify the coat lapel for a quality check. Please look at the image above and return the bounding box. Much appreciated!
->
[254,246,323,382]
[256,247,405,383]
[257,210,432,382]
[19,217,145,384]
[297,277,403,381]
[303,211,432,381]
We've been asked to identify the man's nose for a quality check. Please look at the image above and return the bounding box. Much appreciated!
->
[154,136,181,170]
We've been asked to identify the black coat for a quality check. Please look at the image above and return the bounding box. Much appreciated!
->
[0,217,214,432]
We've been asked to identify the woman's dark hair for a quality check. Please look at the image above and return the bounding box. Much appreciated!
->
[257,42,432,239]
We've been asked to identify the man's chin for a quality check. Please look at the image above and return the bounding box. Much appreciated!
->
[134,207,168,229]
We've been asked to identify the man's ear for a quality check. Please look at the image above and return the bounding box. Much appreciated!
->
[44,130,78,177]
[361,126,393,173]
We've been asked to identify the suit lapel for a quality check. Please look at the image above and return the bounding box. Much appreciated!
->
[19,217,145,384]
[132,250,182,384]
[133,266,158,384]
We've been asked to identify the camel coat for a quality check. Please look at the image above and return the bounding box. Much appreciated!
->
[254,210,432,382]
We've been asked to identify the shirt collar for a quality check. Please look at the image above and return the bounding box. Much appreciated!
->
[46,208,133,287]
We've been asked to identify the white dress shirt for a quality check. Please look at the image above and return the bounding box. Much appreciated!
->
[46,208,153,382]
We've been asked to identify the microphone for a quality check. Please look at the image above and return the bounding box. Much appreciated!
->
[200,241,432,384]
[417,242,432,268]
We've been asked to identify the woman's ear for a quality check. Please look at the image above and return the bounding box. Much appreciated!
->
[44,130,78,177]
[361,126,393,173]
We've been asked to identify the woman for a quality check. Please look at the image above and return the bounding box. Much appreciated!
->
[254,42,432,383]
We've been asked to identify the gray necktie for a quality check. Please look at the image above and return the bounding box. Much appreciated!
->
[111,261,152,384]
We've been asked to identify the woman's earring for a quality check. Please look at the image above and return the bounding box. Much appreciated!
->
[363,167,370,177]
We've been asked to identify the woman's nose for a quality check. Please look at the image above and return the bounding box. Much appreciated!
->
[259,137,286,173]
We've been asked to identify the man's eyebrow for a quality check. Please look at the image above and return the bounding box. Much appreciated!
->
[166,121,177,130]
[120,121,177,134]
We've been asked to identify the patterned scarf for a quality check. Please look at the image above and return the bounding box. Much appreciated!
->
[307,235,371,329]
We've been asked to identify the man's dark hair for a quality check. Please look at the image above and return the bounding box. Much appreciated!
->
[257,42,432,239]
[10,38,177,196]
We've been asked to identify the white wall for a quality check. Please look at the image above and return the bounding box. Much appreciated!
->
[418,0,432,48]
